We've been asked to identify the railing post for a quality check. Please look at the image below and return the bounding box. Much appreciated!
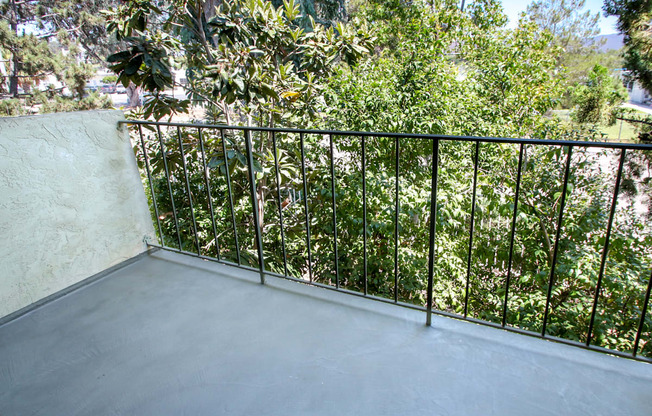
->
[121,120,652,361]
[330,134,340,289]
[541,146,573,336]
[198,127,221,260]
[502,143,524,327]
[221,130,241,265]
[633,269,652,356]
[586,149,626,346]
[156,124,183,251]
[137,124,164,245]
[426,139,439,326]
[362,135,368,295]
[394,136,400,303]
[271,131,288,276]
[177,126,201,255]
[464,141,480,318]
[244,129,266,284]
[300,133,313,282]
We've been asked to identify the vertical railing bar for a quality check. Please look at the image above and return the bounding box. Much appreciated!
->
[177,126,201,255]
[501,144,525,327]
[329,134,340,289]
[244,129,265,284]
[137,124,164,245]
[541,146,574,337]
[394,136,400,303]
[362,135,368,296]
[633,269,652,356]
[586,149,626,346]
[464,141,480,318]
[426,139,440,326]
[221,129,241,265]
[157,124,182,250]
[198,128,221,260]
[299,132,313,283]
[272,131,288,277]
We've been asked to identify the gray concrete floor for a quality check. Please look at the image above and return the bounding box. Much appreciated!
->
[1,250,651,415]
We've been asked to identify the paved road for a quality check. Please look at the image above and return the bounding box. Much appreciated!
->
[623,102,652,115]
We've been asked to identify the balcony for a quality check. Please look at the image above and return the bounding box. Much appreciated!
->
[1,110,652,415]
[2,249,651,414]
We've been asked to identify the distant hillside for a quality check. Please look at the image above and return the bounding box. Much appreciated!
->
[589,34,624,52]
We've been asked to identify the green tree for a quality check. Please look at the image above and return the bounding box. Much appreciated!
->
[30,0,119,61]
[0,0,117,112]
[109,0,373,277]
[269,0,347,27]
[0,18,60,95]
[105,0,372,123]
[604,0,652,95]
[327,0,562,137]
[102,74,118,84]
[572,64,628,124]
[526,0,611,107]
[119,0,652,358]
[527,0,600,55]
[310,0,650,354]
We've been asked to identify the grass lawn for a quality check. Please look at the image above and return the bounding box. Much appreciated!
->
[601,119,640,141]
[550,109,643,142]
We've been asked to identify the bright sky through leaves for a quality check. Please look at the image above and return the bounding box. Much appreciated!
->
[500,0,619,34]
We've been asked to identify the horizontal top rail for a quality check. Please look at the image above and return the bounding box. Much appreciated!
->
[120,119,652,150]
[128,116,652,362]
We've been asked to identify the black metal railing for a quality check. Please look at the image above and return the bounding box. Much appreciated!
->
[121,119,652,363]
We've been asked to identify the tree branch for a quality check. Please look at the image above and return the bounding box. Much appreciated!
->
[521,194,554,266]
[615,115,652,127]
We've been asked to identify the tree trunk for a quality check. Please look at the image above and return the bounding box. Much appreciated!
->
[9,0,20,97]
[0,49,9,94]
[202,0,221,21]
[127,82,142,107]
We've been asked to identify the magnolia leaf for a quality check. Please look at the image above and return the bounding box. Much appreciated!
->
[233,77,245,92]
[281,91,301,102]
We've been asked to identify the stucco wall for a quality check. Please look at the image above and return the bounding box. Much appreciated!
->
[0,110,155,318]
[629,82,651,104]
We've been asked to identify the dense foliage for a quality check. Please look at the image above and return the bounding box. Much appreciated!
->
[604,0,652,95]
[603,0,652,144]
[134,120,652,358]
[113,0,652,359]
[527,0,625,108]
[106,0,372,123]
[572,64,628,124]
[0,0,119,113]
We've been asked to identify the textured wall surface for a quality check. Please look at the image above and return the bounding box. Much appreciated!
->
[0,110,155,318]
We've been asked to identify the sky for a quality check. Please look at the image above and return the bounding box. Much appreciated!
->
[498,0,620,34]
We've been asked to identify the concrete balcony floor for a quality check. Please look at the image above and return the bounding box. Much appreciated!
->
[1,250,651,415]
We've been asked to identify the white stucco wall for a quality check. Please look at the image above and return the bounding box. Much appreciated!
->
[629,82,650,104]
[0,110,155,318]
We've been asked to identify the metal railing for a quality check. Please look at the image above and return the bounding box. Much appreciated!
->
[121,119,652,363]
